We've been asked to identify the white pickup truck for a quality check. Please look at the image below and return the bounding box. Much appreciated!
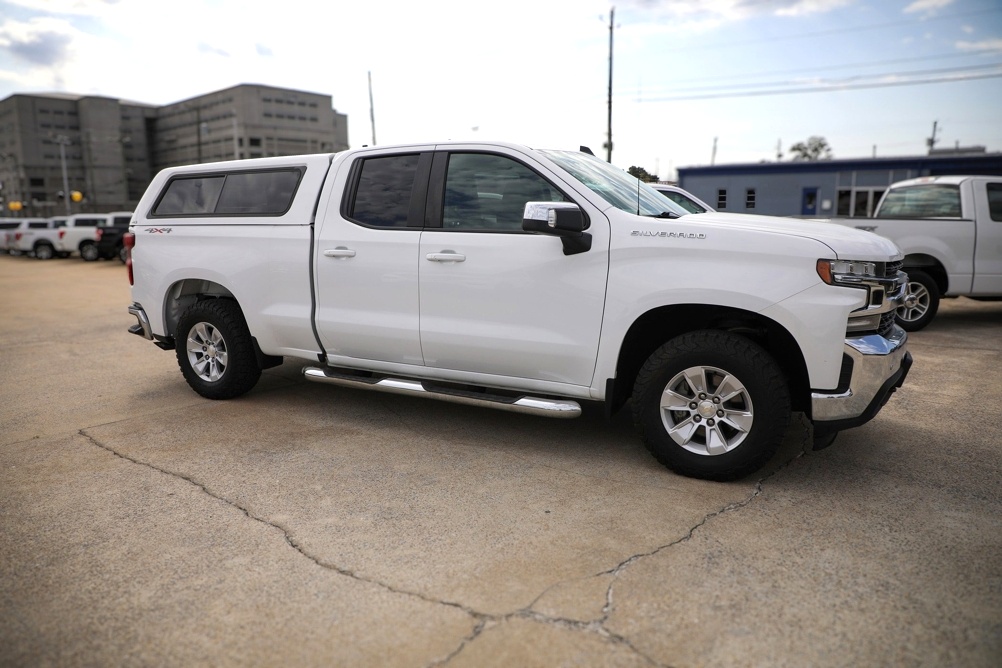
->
[126,142,912,480]
[837,175,1002,331]
[5,213,108,260]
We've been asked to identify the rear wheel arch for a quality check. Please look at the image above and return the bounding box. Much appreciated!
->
[163,279,237,339]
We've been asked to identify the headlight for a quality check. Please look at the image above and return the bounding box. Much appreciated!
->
[816,259,877,286]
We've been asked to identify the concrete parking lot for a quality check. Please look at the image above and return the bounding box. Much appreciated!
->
[1,254,1000,667]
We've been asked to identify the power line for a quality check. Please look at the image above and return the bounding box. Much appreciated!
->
[640,62,1002,97]
[650,6,1001,53]
[637,66,1002,102]
[656,50,992,88]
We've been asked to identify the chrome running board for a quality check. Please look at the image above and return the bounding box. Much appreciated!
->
[302,366,581,418]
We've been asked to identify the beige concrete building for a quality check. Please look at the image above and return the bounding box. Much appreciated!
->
[0,84,349,216]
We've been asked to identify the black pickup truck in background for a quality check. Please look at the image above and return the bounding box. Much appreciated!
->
[93,212,134,262]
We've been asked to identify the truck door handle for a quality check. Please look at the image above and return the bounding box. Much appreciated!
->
[323,247,356,259]
[426,251,466,263]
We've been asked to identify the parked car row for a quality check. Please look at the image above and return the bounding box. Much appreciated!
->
[0,212,133,262]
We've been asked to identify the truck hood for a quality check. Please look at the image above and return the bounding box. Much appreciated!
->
[687,212,903,261]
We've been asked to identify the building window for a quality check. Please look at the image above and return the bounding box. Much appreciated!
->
[717,189,727,209]
[745,188,756,209]
[837,188,886,217]
[30,178,45,187]
[249,138,261,147]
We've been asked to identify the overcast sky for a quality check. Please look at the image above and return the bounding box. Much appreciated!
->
[0,0,999,180]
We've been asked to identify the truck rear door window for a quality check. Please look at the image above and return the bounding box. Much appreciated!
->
[347,154,422,228]
[153,169,302,216]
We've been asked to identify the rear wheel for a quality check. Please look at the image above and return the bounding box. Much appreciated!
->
[34,243,55,260]
[80,242,99,262]
[895,270,939,331]
[175,299,261,400]
[632,331,791,481]
[117,245,128,263]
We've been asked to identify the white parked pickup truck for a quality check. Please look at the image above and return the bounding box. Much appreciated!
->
[126,142,912,480]
[835,175,1002,331]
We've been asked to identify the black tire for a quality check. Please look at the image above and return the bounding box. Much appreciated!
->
[117,245,128,263]
[80,242,99,262]
[175,299,261,400]
[895,270,939,332]
[34,243,55,260]
[631,330,791,481]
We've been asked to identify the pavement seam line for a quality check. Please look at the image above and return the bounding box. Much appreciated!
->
[596,417,812,629]
[76,429,482,610]
[76,428,672,667]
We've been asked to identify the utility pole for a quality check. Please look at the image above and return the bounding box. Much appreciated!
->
[605,7,614,162]
[711,137,718,166]
[926,120,939,153]
[55,134,71,215]
[368,71,377,145]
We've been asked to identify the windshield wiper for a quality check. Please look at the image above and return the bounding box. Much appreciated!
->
[645,211,681,219]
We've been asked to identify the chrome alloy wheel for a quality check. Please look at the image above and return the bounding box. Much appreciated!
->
[186,321,228,382]
[659,365,754,456]
[897,280,931,323]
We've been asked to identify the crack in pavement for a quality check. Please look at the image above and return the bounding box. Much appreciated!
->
[77,422,810,668]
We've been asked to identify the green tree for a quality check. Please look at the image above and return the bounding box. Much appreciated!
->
[789,136,833,161]
[627,166,658,182]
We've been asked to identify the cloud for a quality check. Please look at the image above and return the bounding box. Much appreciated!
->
[903,0,955,16]
[197,42,230,58]
[3,0,120,16]
[0,17,75,67]
[625,0,854,20]
[956,39,1002,53]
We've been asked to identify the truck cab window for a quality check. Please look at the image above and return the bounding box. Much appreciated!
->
[443,153,565,231]
[349,154,422,228]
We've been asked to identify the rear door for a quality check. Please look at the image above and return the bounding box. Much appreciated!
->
[313,150,430,365]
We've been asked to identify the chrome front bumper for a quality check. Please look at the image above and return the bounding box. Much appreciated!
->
[811,325,911,429]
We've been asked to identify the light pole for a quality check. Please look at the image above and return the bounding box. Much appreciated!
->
[606,7,614,163]
[54,134,72,215]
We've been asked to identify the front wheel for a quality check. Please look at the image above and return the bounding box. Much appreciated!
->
[175,299,261,400]
[895,270,939,331]
[631,331,791,481]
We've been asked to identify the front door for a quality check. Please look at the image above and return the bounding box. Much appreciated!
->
[418,151,609,387]
[973,180,1002,293]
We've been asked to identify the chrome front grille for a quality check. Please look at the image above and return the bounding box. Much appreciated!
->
[883,259,903,277]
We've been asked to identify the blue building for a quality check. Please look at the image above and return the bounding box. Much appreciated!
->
[677,151,1002,218]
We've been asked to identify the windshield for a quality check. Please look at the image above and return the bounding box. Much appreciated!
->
[539,149,689,218]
